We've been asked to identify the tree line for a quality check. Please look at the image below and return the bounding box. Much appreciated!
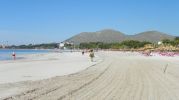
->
[8,43,59,49]
[4,37,179,49]
[162,37,179,46]
[79,40,152,49]
[79,37,179,50]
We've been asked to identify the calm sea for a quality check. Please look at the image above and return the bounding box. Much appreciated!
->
[0,49,49,60]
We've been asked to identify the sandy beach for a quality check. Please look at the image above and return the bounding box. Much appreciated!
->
[0,51,179,100]
[0,51,102,99]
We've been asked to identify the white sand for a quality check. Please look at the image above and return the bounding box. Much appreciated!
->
[0,52,101,84]
[1,51,179,100]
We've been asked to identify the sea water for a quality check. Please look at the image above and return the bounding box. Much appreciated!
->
[0,49,49,60]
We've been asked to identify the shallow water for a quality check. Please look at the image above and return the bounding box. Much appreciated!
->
[0,49,49,60]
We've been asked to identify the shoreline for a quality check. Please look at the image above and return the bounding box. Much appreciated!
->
[0,51,102,99]
[0,51,102,84]
[0,51,179,99]
[0,49,51,61]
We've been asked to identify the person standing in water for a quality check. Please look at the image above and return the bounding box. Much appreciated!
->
[12,52,16,60]
[89,49,94,62]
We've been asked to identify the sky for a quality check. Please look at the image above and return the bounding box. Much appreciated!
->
[0,0,179,45]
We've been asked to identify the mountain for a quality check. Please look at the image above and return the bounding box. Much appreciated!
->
[128,31,175,42]
[65,29,175,44]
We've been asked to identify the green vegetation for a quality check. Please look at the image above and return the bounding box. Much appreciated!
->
[9,43,59,49]
[79,42,111,49]
[162,37,179,46]
[120,40,151,49]
[79,40,152,49]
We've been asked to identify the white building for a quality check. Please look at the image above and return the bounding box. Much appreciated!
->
[158,41,162,45]
[59,42,65,49]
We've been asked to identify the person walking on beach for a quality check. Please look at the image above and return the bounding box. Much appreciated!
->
[82,50,85,55]
[12,52,16,60]
[89,49,94,62]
